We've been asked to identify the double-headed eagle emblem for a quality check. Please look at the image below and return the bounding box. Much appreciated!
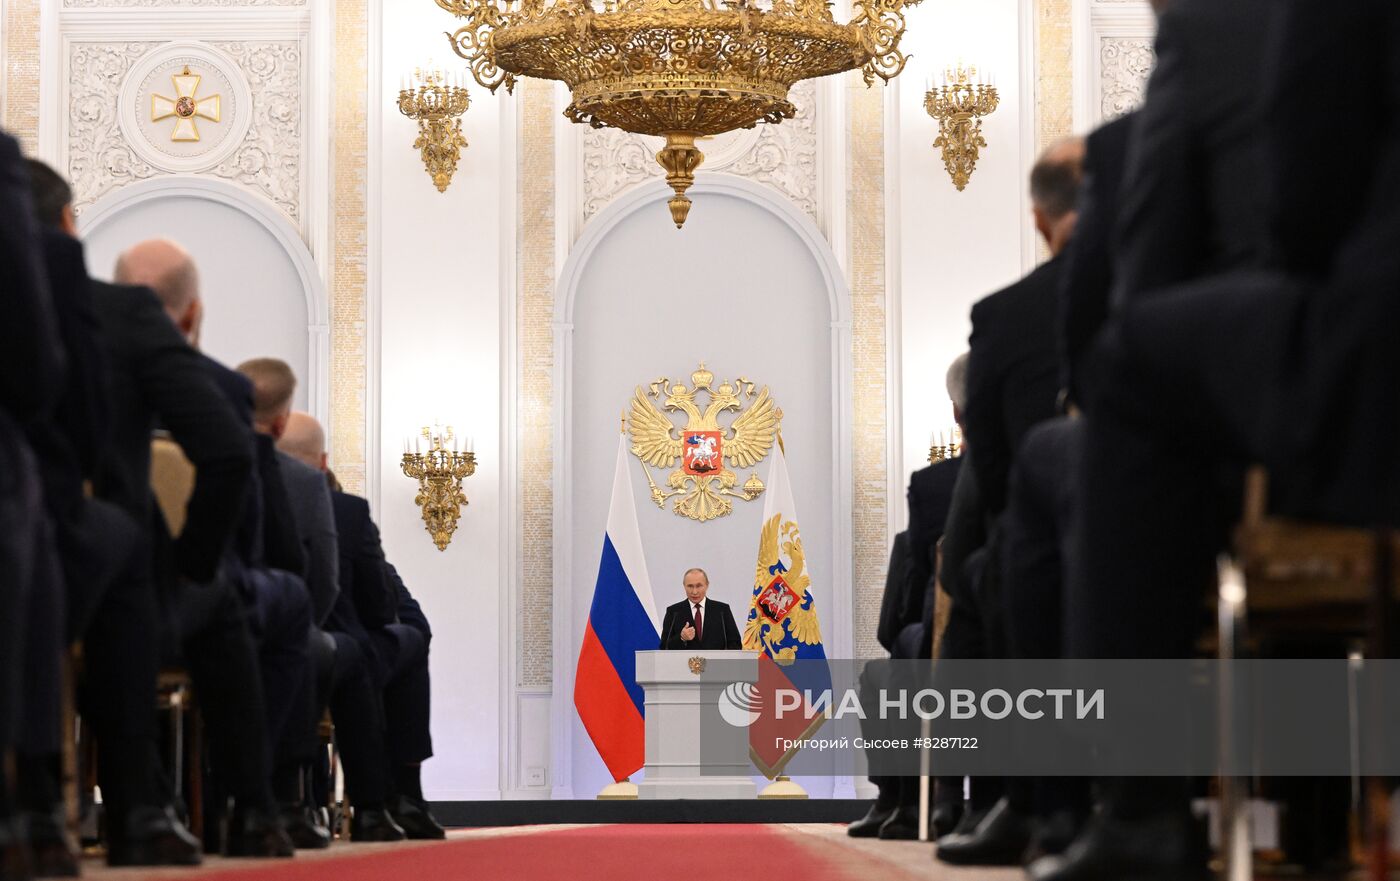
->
[743,513,823,660]
[627,363,782,522]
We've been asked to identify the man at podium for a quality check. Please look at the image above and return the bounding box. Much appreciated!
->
[660,568,743,650]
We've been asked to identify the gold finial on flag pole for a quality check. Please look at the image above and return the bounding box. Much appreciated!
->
[777,431,786,455]
[621,410,627,435]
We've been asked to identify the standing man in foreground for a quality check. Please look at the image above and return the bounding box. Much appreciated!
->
[660,568,743,650]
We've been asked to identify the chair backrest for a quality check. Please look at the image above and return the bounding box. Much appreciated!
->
[930,542,951,659]
[150,436,196,537]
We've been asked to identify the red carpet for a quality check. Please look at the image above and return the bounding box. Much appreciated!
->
[186,825,879,881]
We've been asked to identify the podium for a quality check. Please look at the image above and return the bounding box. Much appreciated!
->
[634,650,758,799]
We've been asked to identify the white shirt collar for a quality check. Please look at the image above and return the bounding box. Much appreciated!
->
[691,597,707,614]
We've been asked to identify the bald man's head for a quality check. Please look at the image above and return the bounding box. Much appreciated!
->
[279,411,327,471]
[114,239,203,345]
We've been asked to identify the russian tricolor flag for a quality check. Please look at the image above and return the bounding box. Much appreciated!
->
[573,435,661,782]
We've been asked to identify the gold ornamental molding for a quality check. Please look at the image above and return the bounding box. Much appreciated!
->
[627,362,781,523]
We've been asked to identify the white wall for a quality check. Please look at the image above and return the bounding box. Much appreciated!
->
[895,0,1036,496]
[375,0,505,800]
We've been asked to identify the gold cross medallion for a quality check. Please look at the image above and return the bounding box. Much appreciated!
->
[151,66,221,142]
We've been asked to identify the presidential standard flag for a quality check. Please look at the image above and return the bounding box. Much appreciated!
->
[742,442,830,778]
[573,435,662,782]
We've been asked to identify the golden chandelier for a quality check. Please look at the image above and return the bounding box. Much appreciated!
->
[402,425,478,551]
[924,63,998,191]
[398,63,472,192]
[433,0,921,227]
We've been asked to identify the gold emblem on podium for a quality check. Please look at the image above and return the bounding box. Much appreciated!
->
[627,363,781,523]
[688,657,706,676]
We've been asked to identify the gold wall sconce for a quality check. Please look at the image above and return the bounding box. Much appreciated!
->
[402,424,476,551]
[398,62,471,192]
[924,63,999,191]
[929,427,962,463]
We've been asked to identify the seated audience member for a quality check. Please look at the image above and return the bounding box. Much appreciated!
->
[1048,1,1400,880]
[22,156,156,877]
[936,138,1084,869]
[237,359,409,846]
[962,138,1084,520]
[379,560,442,837]
[112,239,302,859]
[850,354,969,841]
[26,161,289,865]
[279,413,445,839]
[0,130,67,879]
[1056,108,1136,412]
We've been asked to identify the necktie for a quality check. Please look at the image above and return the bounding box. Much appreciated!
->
[693,603,703,645]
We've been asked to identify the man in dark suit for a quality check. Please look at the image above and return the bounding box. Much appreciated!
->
[1259,0,1400,527]
[23,160,282,865]
[107,237,299,859]
[1113,0,1276,304]
[377,562,443,839]
[937,140,1085,868]
[963,137,1083,519]
[116,242,314,808]
[0,129,65,879]
[1057,111,1135,410]
[850,531,914,840]
[852,354,969,841]
[1109,1,1336,869]
[280,412,426,841]
[660,568,743,650]
[18,159,149,875]
[1044,2,1400,879]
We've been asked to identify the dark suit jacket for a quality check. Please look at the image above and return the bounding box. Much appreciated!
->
[329,490,398,638]
[386,561,431,642]
[659,598,742,650]
[876,531,913,654]
[195,354,264,567]
[0,130,63,426]
[26,229,109,521]
[928,449,986,660]
[1114,0,1275,303]
[965,255,1066,516]
[91,281,252,584]
[1058,112,1136,407]
[1265,0,1397,279]
[1266,0,1400,524]
[902,455,962,654]
[278,451,339,626]
[255,433,305,577]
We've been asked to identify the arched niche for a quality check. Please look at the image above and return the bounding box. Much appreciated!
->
[550,174,854,798]
[80,177,330,426]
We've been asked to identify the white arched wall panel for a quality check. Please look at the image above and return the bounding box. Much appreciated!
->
[549,174,854,799]
[80,176,330,427]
